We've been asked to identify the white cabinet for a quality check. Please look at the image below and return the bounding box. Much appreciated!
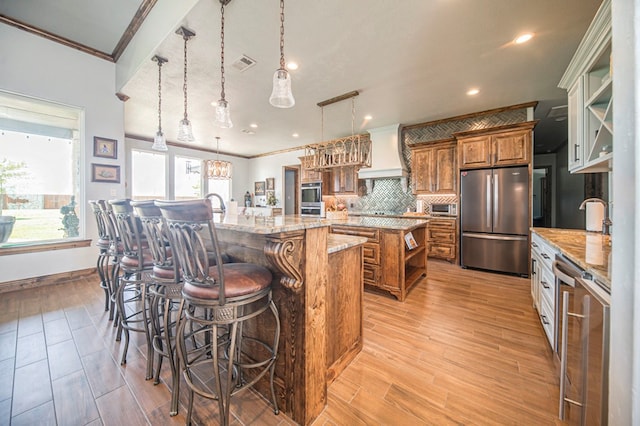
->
[531,233,558,349]
[559,0,612,174]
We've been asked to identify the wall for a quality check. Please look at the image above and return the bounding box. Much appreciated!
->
[555,143,585,229]
[533,153,558,227]
[247,149,305,207]
[0,24,125,283]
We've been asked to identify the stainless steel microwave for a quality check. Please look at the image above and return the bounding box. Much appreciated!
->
[430,203,457,216]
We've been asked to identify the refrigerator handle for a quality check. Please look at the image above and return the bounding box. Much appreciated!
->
[486,174,491,228]
[493,174,499,229]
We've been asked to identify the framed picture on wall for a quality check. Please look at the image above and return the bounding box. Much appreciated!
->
[91,163,121,183]
[254,181,266,196]
[266,177,275,191]
[93,137,118,159]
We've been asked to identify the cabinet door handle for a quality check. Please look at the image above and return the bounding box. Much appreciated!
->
[574,144,580,162]
[531,258,537,274]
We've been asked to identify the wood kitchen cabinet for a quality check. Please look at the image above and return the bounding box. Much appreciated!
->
[329,166,358,195]
[331,223,427,301]
[410,139,457,194]
[299,156,328,183]
[456,122,535,169]
[427,218,457,263]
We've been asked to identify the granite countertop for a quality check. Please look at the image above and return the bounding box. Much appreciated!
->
[349,212,456,220]
[327,234,367,254]
[531,227,611,290]
[330,216,428,230]
[213,213,330,234]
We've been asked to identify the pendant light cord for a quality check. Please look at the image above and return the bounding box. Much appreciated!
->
[220,1,226,100]
[158,60,163,132]
[182,34,189,120]
[279,0,285,70]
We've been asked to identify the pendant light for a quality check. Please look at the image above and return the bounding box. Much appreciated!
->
[213,0,233,128]
[206,136,232,179]
[151,55,168,151]
[269,0,295,108]
[176,26,196,142]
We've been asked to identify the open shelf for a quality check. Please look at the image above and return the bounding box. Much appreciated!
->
[404,245,425,262]
[405,265,426,288]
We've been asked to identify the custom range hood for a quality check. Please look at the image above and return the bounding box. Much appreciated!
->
[358,124,408,180]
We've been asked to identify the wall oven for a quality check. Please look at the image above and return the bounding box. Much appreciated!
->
[554,254,610,425]
[301,182,322,216]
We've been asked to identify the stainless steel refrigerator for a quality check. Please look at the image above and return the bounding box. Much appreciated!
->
[460,166,529,276]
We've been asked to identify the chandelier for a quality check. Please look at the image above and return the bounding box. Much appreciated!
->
[151,55,168,151]
[269,0,295,108]
[206,137,232,179]
[303,90,372,169]
[213,0,233,128]
[176,26,196,142]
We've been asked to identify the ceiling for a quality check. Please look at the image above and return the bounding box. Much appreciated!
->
[0,0,603,158]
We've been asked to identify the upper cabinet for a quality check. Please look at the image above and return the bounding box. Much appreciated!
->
[299,156,328,183]
[330,166,359,195]
[455,122,535,170]
[559,0,612,173]
[410,139,457,194]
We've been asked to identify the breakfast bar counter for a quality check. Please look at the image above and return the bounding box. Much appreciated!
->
[212,214,363,425]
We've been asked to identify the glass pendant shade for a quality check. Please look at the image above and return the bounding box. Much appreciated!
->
[213,99,233,128]
[177,118,194,142]
[269,68,295,108]
[151,130,168,151]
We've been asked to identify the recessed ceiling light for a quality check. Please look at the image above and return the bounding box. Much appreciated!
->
[514,33,534,44]
[364,115,373,120]
[287,62,298,70]
[250,123,258,128]
[467,88,480,96]
[292,133,299,138]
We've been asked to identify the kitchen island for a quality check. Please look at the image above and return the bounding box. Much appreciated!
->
[330,216,428,301]
[212,214,367,425]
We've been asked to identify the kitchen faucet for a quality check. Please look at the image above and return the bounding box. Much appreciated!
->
[205,193,226,214]
[579,198,611,235]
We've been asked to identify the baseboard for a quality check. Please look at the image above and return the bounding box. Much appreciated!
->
[0,268,96,294]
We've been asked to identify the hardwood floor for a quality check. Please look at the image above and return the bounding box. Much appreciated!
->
[0,260,562,425]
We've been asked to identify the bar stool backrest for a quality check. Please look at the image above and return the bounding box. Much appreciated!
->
[109,199,147,271]
[88,200,108,243]
[97,199,120,255]
[155,199,227,305]
[131,200,177,278]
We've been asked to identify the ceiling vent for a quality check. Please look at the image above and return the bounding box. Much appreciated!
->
[547,105,568,121]
[232,55,257,72]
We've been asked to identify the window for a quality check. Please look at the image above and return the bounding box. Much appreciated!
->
[207,178,231,204]
[0,91,82,246]
[131,149,166,200]
[175,156,202,200]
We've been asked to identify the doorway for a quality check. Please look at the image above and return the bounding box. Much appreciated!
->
[533,166,552,227]
[284,166,300,215]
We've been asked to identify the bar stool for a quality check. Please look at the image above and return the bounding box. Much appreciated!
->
[156,199,280,426]
[97,200,122,322]
[109,199,155,379]
[88,200,111,313]
[131,200,183,416]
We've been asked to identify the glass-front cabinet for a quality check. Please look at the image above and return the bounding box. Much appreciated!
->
[559,0,612,173]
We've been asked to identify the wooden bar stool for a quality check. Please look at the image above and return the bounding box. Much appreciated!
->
[109,199,155,380]
[156,199,280,426]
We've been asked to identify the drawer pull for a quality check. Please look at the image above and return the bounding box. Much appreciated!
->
[541,253,550,260]
[532,242,538,248]
[541,315,550,325]
[541,281,550,289]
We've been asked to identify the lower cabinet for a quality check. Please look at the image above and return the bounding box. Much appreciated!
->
[530,233,558,348]
[331,224,427,301]
[427,218,457,263]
